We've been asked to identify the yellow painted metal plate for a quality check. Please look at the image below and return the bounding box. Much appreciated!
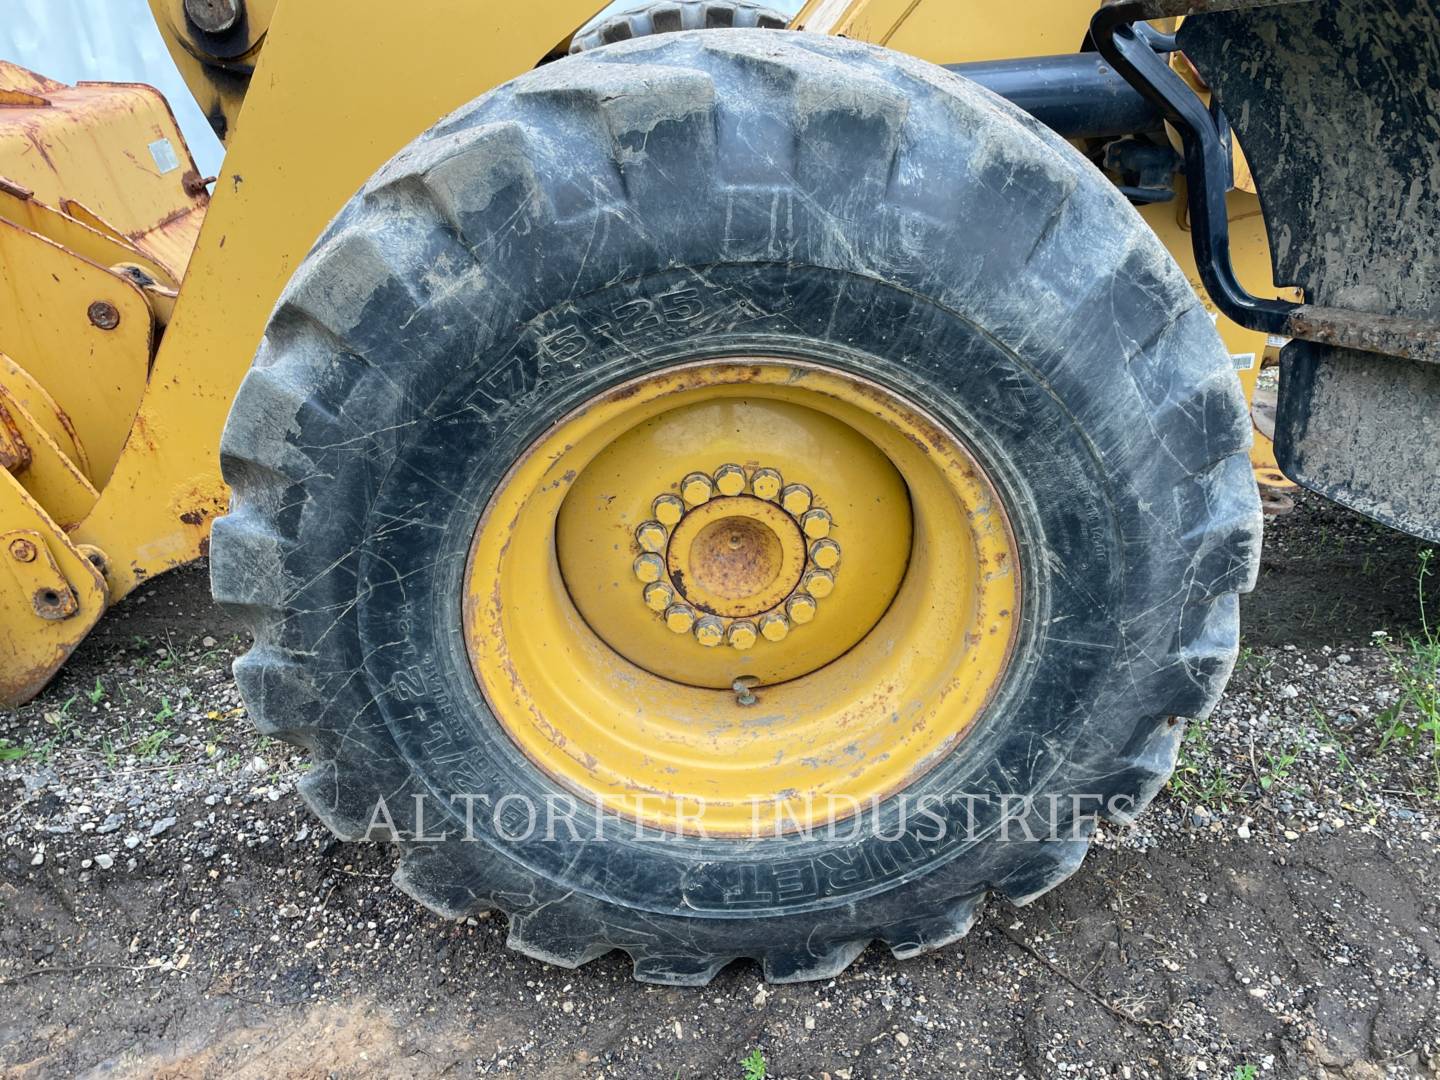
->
[0,185,178,289]
[0,474,106,708]
[0,218,152,486]
[0,63,208,275]
[796,0,1096,61]
[147,0,279,147]
[0,353,90,481]
[61,197,204,283]
[465,360,1019,836]
[0,385,98,529]
[0,63,64,98]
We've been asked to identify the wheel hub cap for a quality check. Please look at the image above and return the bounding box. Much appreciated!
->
[631,470,842,650]
[554,389,906,687]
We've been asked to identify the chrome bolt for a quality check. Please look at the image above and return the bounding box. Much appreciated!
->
[635,520,667,553]
[750,468,783,501]
[713,463,747,497]
[810,538,841,570]
[786,593,817,625]
[801,568,835,598]
[652,493,685,527]
[800,508,832,539]
[633,552,665,583]
[726,619,758,650]
[780,483,812,516]
[694,615,725,647]
[680,472,714,506]
[664,603,696,634]
[759,611,789,642]
[643,581,674,612]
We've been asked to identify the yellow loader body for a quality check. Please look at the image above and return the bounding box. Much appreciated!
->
[0,0,1290,705]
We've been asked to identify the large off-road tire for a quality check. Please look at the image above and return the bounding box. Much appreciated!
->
[212,31,1260,984]
[569,0,789,53]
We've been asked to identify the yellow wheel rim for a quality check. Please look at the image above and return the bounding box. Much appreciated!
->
[463,360,1020,835]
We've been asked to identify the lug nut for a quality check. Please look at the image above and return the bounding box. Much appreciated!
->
[643,581,674,612]
[680,472,714,506]
[801,568,835,598]
[633,552,665,583]
[635,520,667,553]
[786,593,817,624]
[9,538,37,563]
[713,463,747,497]
[726,620,758,650]
[664,603,696,634]
[652,494,685,527]
[800,508,832,539]
[809,538,841,570]
[750,468,783,501]
[759,612,789,642]
[780,483,812,516]
[694,615,725,647]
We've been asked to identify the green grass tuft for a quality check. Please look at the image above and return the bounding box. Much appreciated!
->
[1375,549,1440,795]
[1170,715,1236,810]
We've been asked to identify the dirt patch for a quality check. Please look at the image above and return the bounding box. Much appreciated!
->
[1,491,1437,1079]
[94,1001,425,1080]
[1243,490,1434,649]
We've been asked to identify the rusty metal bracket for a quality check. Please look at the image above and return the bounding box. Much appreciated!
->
[0,474,108,706]
[0,397,31,472]
[3,529,79,620]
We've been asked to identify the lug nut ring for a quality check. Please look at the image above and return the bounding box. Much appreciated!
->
[630,463,841,649]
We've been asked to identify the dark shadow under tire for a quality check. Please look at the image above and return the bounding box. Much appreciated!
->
[211,30,1261,985]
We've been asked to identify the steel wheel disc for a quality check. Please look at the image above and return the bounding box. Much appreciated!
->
[463,359,1020,835]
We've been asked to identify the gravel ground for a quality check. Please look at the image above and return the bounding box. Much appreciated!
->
[2,489,1438,1079]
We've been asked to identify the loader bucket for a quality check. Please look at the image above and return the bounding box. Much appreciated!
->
[0,61,209,706]
[0,1,616,706]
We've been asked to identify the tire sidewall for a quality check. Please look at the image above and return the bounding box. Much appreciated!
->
[354,261,1126,919]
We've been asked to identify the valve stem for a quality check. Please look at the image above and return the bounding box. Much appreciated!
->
[731,675,760,707]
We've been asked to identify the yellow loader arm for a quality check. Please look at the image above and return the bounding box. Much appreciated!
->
[0,1,606,705]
